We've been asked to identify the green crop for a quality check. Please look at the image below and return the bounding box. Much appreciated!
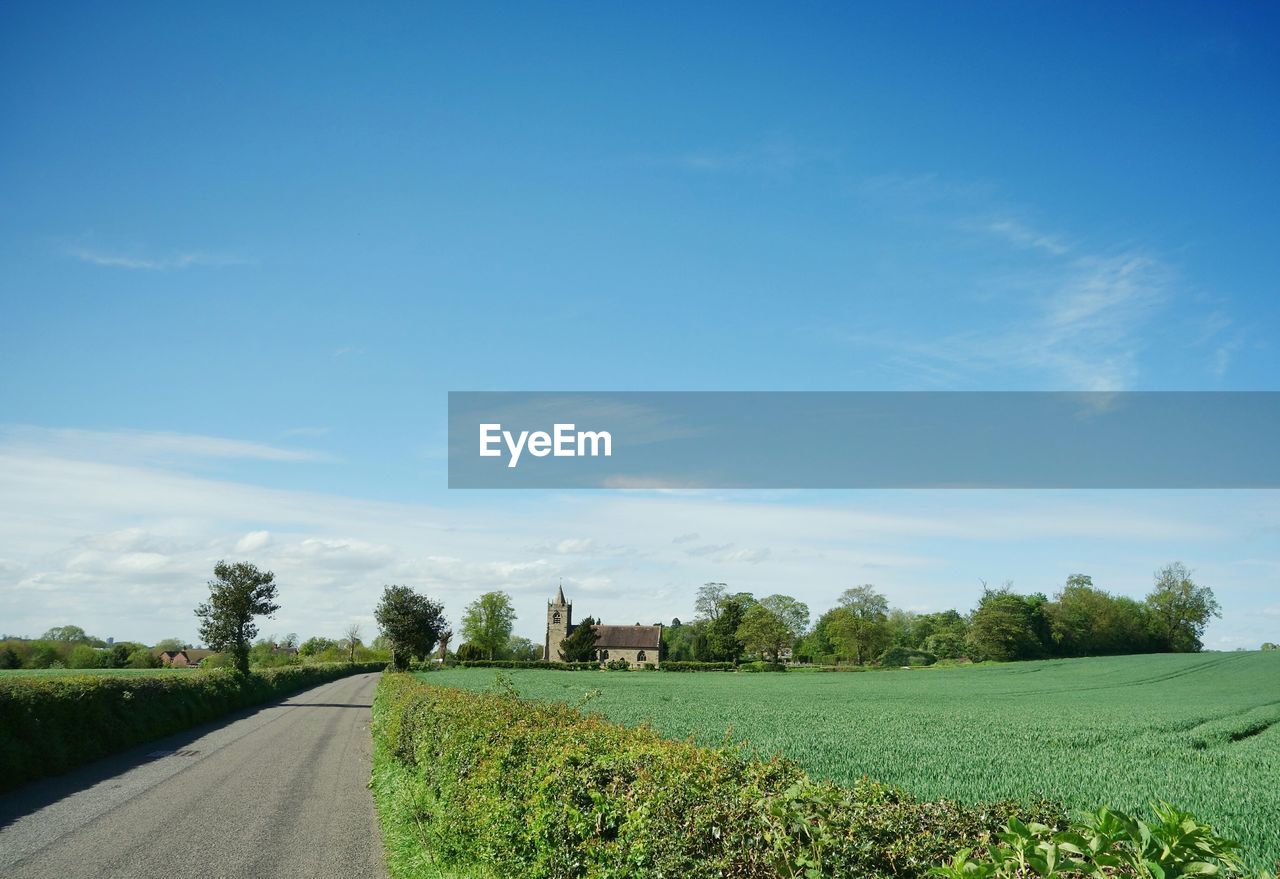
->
[423,651,1280,870]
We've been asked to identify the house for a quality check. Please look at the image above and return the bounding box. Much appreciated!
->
[156,649,215,668]
[545,585,662,667]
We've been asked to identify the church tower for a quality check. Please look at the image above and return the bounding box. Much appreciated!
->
[546,583,572,661]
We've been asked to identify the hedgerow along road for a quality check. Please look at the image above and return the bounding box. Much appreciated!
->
[0,672,387,879]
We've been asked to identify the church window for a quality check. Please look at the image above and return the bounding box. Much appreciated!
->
[637,650,647,662]
[552,611,561,624]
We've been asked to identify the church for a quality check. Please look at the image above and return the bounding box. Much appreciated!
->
[545,585,662,668]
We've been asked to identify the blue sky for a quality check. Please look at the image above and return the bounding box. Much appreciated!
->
[1,3,1276,647]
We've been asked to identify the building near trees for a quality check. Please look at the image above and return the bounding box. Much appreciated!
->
[545,585,661,667]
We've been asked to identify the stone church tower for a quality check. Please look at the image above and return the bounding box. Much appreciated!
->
[545,583,572,661]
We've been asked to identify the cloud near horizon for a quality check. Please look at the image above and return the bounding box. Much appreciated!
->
[0,426,1274,650]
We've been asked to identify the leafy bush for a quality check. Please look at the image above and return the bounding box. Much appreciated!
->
[456,659,600,671]
[659,660,736,672]
[371,674,1062,879]
[604,658,631,670]
[930,806,1271,879]
[740,660,789,672]
[455,642,484,661]
[0,661,384,790]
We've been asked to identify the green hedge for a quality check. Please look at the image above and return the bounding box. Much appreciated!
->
[454,659,601,670]
[371,673,1062,879]
[660,660,737,671]
[0,661,385,790]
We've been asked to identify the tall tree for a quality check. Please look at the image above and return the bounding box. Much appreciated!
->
[967,584,1045,662]
[736,604,792,665]
[298,636,337,657]
[375,585,446,669]
[1146,562,1221,652]
[825,607,890,664]
[706,592,755,662]
[758,594,810,641]
[560,615,599,662]
[508,635,541,661]
[461,591,517,660]
[884,608,917,648]
[694,583,728,622]
[827,585,890,664]
[839,585,889,619]
[42,625,90,642]
[195,560,281,675]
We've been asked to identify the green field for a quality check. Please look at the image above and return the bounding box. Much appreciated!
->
[423,652,1280,869]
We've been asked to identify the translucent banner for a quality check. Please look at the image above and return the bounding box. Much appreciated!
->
[447,392,1280,489]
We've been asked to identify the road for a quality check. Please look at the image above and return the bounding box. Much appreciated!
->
[0,672,388,879]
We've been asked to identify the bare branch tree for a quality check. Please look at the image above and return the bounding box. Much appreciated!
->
[342,622,362,663]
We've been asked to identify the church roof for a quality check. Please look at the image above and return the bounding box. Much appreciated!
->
[592,624,661,649]
[556,583,566,604]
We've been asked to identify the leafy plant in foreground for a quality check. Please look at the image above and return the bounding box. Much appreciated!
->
[930,805,1274,879]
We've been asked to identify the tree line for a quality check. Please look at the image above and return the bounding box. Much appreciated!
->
[663,562,1226,666]
[191,562,531,672]
[1,559,1237,673]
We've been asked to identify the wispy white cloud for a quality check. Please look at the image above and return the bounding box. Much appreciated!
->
[984,218,1071,255]
[1,426,330,464]
[838,249,1171,391]
[69,248,249,271]
[836,171,1249,390]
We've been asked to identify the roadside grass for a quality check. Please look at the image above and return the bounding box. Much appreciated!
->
[370,737,492,879]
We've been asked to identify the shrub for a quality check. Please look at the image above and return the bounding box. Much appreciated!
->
[457,659,598,671]
[67,644,103,669]
[371,674,1062,879]
[0,661,385,791]
[740,660,788,672]
[604,658,631,670]
[455,642,485,661]
[659,661,736,672]
[127,648,161,668]
[930,806,1261,879]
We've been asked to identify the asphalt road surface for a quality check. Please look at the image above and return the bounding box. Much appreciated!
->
[0,672,388,879]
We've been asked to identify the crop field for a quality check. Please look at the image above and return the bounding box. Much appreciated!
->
[423,652,1280,869]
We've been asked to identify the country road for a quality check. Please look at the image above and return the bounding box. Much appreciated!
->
[0,672,388,879]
